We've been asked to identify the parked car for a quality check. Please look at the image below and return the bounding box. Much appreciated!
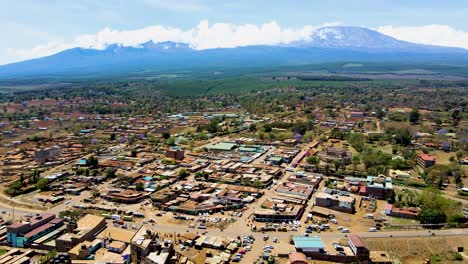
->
[369,227,377,232]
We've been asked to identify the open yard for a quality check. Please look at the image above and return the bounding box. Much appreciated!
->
[363,236,468,264]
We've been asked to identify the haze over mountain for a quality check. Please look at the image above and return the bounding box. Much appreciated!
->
[1,26,468,79]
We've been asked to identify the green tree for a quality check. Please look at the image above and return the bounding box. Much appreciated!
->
[162,131,171,139]
[393,128,412,146]
[165,137,176,146]
[263,124,272,133]
[178,169,188,178]
[105,168,116,178]
[409,108,420,124]
[87,156,98,168]
[306,156,320,166]
[130,149,137,157]
[253,179,262,189]
[419,208,446,224]
[35,178,49,191]
[135,182,144,191]
[352,155,360,171]
[349,133,366,152]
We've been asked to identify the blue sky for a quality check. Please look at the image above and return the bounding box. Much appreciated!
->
[2,0,468,64]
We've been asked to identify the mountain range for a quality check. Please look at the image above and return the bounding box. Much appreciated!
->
[1,26,468,78]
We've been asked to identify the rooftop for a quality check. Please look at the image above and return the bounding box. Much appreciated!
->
[293,236,324,249]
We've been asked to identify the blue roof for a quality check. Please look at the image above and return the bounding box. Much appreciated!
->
[293,236,324,249]
[143,176,153,181]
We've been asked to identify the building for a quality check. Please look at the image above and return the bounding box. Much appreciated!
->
[254,202,304,223]
[56,214,106,252]
[319,147,352,165]
[365,176,393,200]
[417,153,436,168]
[130,227,161,263]
[68,239,102,260]
[385,204,420,219]
[348,234,369,259]
[105,190,147,204]
[350,111,364,118]
[7,214,64,248]
[314,192,355,213]
[289,252,308,264]
[33,146,61,164]
[293,236,325,254]
[166,148,185,160]
[204,142,237,152]
[388,169,411,179]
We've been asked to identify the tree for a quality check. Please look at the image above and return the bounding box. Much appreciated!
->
[30,169,41,184]
[87,156,98,168]
[306,156,319,167]
[253,179,262,189]
[105,168,116,178]
[249,124,257,132]
[349,133,366,152]
[110,133,116,141]
[135,182,144,191]
[35,178,49,191]
[178,169,188,178]
[409,108,420,124]
[419,208,446,224]
[162,131,171,139]
[130,149,137,157]
[263,124,272,133]
[393,128,412,146]
[165,137,176,146]
[352,155,360,171]
[456,150,464,161]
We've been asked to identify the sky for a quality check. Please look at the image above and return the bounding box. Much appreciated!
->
[2,0,468,65]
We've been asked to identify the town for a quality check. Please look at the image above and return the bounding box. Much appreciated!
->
[0,79,466,264]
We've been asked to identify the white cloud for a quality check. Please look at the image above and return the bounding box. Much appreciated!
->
[4,20,332,64]
[376,24,468,49]
[4,22,468,65]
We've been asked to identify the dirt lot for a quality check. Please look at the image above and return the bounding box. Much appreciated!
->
[429,150,457,165]
[363,236,468,264]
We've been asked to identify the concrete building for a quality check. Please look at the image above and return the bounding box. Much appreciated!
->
[293,236,325,254]
[165,148,185,161]
[315,192,355,213]
[7,214,63,248]
[130,227,163,263]
[319,147,352,165]
[56,214,106,252]
[365,176,393,200]
[417,153,436,168]
[33,146,61,164]
[289,252,308,264]
[348,234,369,259]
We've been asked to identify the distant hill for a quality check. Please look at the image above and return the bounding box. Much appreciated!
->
[1,26,468,79]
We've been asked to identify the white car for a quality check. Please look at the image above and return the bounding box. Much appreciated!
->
[341,228,350,233]
[330,219,337,224]
[369,227,377,232]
